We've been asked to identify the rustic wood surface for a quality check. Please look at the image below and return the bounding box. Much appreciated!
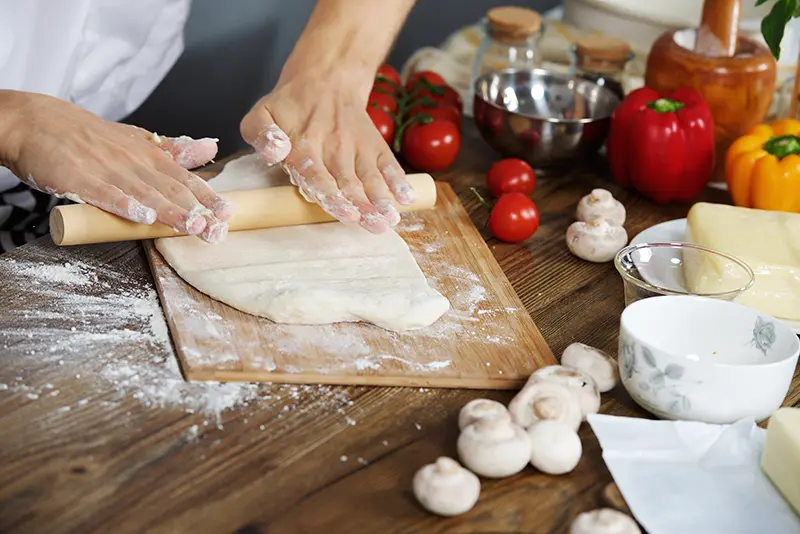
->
[1,123,798,534]
[147,180,554,389]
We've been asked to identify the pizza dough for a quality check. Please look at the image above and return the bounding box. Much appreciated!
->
[155,154,450,331]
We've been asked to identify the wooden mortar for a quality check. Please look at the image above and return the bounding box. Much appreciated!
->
[645,0,776,185]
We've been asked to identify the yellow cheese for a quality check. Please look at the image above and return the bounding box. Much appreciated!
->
[762,408,800,516]
[685,203,800,321]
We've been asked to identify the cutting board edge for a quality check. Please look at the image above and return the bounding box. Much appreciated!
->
[189,368,527,390]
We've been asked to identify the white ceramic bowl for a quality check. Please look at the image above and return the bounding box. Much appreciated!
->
[619,295,799,424]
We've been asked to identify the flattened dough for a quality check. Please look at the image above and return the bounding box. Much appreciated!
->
[155,155,450,331]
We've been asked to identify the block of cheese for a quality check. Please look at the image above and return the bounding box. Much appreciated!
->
[762,408,800,516]
[685,202,800,321]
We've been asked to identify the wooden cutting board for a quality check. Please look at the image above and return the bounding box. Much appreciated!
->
[144,181,555,389]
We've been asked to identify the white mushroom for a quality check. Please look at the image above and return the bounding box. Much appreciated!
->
[458,398,511,431]
[528,420,582,475]
[566,218,628,263]
[576,189,626,226]
[570,508,641,534]
[457,417,531,478]
[412,457,481,516]
[508,380,582,431]
[529,365,601,418]
[562,343,619,393]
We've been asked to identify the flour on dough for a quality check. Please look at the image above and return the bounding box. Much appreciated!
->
[156,154,450,331]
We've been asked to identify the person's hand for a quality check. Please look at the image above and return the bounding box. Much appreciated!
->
[0,91,233,243]
[240,69,415,234]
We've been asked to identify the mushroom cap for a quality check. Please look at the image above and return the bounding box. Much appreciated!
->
[576,189,626,226]
[566,219,628,263]
[569,508,641,534]
[508,380,582,431]
[562,343,619,393]
[458,398,511,431]
[413,457,481,516]
[529,365,601,418]
[457,417,531,478]
[528,420,582,475]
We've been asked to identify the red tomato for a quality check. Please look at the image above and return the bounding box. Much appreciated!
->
[405,70,446,91]
[368,90,397,114]
[376,64,401,86]
[441,86,463,110]
[401,120,461,171]
[486,159,536,196]
[373,80,399,95]
[367,106,395,145]
[489,193,540,243]
[407,103,461,128]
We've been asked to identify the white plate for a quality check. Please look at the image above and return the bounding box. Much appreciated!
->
[631,219,800,335]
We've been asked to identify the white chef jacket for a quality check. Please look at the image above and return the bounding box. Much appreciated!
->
[0,0,191,191]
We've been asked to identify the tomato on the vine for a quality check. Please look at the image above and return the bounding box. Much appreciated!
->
[376,64,401,86]
[401,120,460,171]
[405,70,446,91]
[367,106,395,145]
[441,86,463,110]
[368,90,398,114]
[486,159,536,197]
[407,103,461,128]
[489,193,540,243]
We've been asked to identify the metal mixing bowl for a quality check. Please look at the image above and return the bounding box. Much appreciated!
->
[473,69,620,168]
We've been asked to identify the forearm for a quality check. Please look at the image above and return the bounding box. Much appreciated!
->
[281,0,416,89]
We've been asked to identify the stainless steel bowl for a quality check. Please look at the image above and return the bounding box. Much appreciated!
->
[473,69,621,168]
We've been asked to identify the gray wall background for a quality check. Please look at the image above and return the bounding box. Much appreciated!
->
[127,0,559,158]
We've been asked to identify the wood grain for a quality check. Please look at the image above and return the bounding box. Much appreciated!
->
[1,123,798,534]
[145,181,555,389]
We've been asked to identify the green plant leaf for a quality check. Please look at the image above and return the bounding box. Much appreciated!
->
[756,0,770,6]
[760,0,799,60]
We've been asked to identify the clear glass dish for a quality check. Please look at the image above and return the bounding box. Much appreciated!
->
[614,242,755,306]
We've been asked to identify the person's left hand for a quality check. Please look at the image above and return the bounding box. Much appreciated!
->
[239,68,415,234]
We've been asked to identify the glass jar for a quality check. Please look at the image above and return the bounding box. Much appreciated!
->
[570,34,632,101]
[471,6,543,90]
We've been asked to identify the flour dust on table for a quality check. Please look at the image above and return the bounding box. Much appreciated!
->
[156,154,450,331]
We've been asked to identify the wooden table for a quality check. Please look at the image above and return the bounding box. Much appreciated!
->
[1,124,797,534]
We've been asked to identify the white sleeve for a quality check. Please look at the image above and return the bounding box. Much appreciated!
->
[69,0,192,122]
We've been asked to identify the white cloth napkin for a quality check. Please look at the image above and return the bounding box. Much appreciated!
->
[587,414,800,534]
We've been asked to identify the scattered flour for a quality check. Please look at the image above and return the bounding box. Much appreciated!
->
[0,258,353,424]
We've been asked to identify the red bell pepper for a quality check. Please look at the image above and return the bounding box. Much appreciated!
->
[607,87,715,203]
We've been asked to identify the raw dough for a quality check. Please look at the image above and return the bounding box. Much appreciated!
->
[155,154,450,331]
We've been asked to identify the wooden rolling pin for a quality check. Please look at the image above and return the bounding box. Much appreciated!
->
[51,173,436,246]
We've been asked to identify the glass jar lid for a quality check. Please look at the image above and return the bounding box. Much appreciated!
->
[486,6,542,41]
[575,35,631,62]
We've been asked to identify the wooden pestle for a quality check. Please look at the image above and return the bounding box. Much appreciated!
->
[50,173,437,246]
[696,0,742,57]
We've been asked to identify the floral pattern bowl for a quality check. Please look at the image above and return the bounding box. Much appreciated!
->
[619,295,799,424]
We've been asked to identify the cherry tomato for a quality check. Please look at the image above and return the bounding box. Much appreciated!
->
[368,90,398,114]
[486,159,536,196]
[367,106,395,145]
[373,80,398,95]
[405,70,446,91]
[489,193,540,243]
[376,64,401,86]
[441,86,463,110]
[407,103,461,128]
[401,120,461,171]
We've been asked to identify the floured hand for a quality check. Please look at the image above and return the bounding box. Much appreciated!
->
[240,70,415,234]
[0,91,233,243]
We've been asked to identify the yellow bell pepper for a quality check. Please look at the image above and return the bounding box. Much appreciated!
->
[725,119,800,213]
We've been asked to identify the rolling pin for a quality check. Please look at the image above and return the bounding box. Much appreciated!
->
[51,173,436,246]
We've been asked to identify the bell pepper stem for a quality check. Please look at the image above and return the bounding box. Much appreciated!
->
[646,98,686,114]
[763,134,800,159]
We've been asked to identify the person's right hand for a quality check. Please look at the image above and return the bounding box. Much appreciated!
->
[0,91,233,243]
